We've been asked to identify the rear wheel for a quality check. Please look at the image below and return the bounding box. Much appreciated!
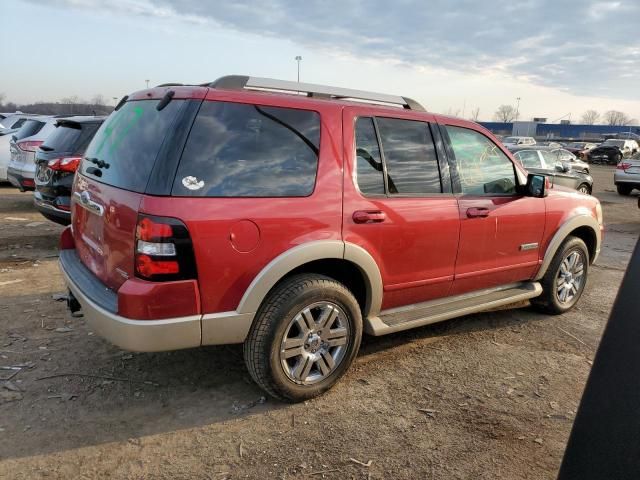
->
[577,183,591,195]
[532,236,589,315]
[244,274,362,402]
[614,153,622,164]
[617,184,632,196]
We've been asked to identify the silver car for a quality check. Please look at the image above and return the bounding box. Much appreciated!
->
[614,153,640,196]
[7,117,58,191]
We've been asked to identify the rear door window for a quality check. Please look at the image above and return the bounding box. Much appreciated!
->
[514,150,542,169]
[172,101,320,197]
[376,117,442,194]
[80,100,184,192]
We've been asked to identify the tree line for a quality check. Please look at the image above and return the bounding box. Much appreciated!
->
[492,104,636,126]
[0,93,113,116]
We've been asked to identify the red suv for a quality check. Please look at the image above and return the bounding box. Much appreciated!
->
[59,76,603,401]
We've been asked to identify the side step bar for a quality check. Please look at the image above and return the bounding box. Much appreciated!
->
[365,282,542,336]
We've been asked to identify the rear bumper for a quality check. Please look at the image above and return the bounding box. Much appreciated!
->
[7,167,35,191]
[59,249,201,352]
[614,171,640,186]
[34,191,71,225]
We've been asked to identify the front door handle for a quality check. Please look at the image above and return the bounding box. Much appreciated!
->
[353,210,386,224]
[466,207,490,218]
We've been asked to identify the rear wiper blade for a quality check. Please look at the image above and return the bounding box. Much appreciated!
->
[85,157,110,169]
[39,145,54,152]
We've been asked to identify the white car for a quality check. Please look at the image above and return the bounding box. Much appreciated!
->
[0,133,13,182]
[503,136,536,146]
[7,117,58,191]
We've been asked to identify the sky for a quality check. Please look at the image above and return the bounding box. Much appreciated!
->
[2,0,639,123]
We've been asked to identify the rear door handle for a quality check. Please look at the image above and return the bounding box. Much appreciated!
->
[466,207,490,218]
[353,210,386,224]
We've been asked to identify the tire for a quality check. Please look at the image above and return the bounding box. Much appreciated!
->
[531,236,589,315]
[577,183,591,195]
[614,153,622,164]
[244,274,363,402]
[617,184,632,196]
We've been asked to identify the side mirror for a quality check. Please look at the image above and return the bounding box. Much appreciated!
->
[525,173,548,198]
[555,162,570,173]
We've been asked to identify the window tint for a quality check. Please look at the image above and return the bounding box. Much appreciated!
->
[376,117,441,194]
[15,120,45,140]
[354,117,385,195]
[81,100,184,192]
[42,123,101,154]
[173,101,320,197]
[515,150,542,169]
[446,126,516,195]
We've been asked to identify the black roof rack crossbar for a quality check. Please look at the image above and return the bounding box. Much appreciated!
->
[206,75,425,111]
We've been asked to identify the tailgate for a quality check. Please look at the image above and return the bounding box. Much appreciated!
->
[72,174,142,290]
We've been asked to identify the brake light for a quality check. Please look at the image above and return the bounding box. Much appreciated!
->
[22,179,35,188]
[617,162,631,170]
[48,157,82,173]
[134,215,197,281]
[17,140,43,152]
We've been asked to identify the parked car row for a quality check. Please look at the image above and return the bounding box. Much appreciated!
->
[1,114,104,225]
[501,136,639,165]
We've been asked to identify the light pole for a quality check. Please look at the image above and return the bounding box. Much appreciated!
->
[515,97,521,121]
[112,97,118,106]
[145,79,150,89]
[295,56,302,83]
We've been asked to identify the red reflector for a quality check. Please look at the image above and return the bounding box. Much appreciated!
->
[22,178,35,187]
[48,157,81,172]
[617,162,631,170]
[18,141,43,152]
[136,254,179,278]
[136,217,173,241]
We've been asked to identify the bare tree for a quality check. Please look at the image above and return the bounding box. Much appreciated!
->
[446,107,461,117]
[603,110,635,126]
[494,105,517,122]
[580,110,600,125]
[0,92,5,106]
[91,94,106,106]
[60,95,80,105]
[470,107,480,122]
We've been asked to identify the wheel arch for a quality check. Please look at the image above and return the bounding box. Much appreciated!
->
[236,241,383,319]
[535,215,601,281]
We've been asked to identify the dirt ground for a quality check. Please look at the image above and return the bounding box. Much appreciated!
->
[0,165,638,479]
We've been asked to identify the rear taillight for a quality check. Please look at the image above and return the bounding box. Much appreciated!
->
[17,140,43,152]
[48,156,82,173]
[134,215,197,281]
[617,162,631,170]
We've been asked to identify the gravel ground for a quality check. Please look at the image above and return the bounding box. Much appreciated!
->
[0,164,638,479]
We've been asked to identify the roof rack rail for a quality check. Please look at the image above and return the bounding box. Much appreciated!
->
[155,83,184,87]
[206,75,425,111]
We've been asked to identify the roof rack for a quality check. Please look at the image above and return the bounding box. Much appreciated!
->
[206,75,425,111]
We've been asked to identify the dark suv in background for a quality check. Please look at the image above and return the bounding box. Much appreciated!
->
[34,116,105,225]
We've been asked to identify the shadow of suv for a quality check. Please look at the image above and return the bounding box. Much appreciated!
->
[58,76,603,402]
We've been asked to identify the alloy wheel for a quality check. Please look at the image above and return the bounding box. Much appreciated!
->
[279,302,350,385]
[556,250,586,305]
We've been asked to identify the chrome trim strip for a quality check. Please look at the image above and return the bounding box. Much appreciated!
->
[520,242,539,251]
[73,191,104,216]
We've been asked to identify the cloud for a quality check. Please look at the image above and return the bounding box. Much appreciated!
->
[25,0,640,99]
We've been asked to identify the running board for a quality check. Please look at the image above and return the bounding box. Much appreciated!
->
[365,282,542,336]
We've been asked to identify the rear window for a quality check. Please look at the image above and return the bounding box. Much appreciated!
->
[42,122,101,154]
[15,120,45,140]
[172,101,320,197]
[80,100,184,192]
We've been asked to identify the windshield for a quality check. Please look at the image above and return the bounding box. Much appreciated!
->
[503,137,518,143]
[79,99,185,192]
[602,140,625,148]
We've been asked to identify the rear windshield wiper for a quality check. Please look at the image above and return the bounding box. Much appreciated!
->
[39,145,54,152]
[85,157,110,169]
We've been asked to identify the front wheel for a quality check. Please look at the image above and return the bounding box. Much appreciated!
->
[577,183,591,195]
[532,236,589,315]
[244,274,362,402]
